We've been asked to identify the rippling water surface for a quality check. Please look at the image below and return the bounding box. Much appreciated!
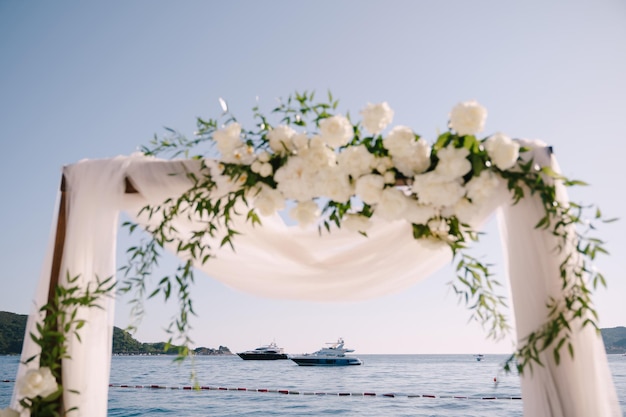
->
[1,354,625,416]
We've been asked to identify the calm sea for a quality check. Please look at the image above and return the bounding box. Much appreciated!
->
[1,354,625,416]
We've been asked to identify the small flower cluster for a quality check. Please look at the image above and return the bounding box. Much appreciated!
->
[210,96,520,249]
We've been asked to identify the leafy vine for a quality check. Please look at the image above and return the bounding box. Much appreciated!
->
[14,273,114,417]
[120,91,614,374]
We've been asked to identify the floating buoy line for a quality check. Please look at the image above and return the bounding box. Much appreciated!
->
[1,379,521,400]
[107,383,521,400]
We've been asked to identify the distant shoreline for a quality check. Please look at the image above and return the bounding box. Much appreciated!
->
[1,312,625,355]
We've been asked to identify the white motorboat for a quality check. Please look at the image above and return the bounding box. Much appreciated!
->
[289,338,363,366]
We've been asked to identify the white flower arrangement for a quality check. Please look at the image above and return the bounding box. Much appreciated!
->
[127,90,613,375]
[201,98,513,233]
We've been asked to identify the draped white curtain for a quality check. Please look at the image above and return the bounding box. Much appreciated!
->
[12,141,621,416]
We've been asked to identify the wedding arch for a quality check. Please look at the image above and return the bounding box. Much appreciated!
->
[10,93,621,417]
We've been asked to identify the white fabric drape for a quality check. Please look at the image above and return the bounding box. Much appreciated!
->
[498,140,621,417]
[13,142,621,416]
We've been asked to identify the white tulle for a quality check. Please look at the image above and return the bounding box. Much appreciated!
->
[12,142,621,416]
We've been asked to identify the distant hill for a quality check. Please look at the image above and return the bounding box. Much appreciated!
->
[0,311,232,356]
[600,326,626,354]
[2,311,624,355]
[0,312,27,354]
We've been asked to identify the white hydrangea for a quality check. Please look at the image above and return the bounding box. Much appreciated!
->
[360,102,394,135]
[319,115,353,148]
[484,132,520,170]
[449,100,487,136]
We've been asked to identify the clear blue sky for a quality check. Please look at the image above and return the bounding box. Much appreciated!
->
[1,1,625,354]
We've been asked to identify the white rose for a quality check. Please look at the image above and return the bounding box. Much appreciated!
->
[300,141,336,169]
[343,213,372,233]
[375,188,409,221]
[403,201,437,225]
[251,184,285,217]
[383,125,415,154]
[449,100,487,136]
[213,123,243,158]
[355,174,385,205]
[290,200,320,227]
[337,145,375,179]
[383,171,396,184]
[435,146,471,180]
[392,140,431,177]
[275,157,316,201]
[317,169,354,203]
[319,115,353,148]
[374,156,394,174]
[267,125,296,154]
[384,126,431,176]
[214,122,241,142]
[360,102,394,135]
[453,198,480,224]
[465,170,501,203]
[412,173,465,207]
[484,132,520,170]
[18,367,58,399]
[292,133,309,150]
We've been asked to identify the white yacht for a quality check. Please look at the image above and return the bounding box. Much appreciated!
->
[289,338,363,366]
[237,342,288,360]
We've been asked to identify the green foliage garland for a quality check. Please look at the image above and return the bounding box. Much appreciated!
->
[121,91,614,374]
